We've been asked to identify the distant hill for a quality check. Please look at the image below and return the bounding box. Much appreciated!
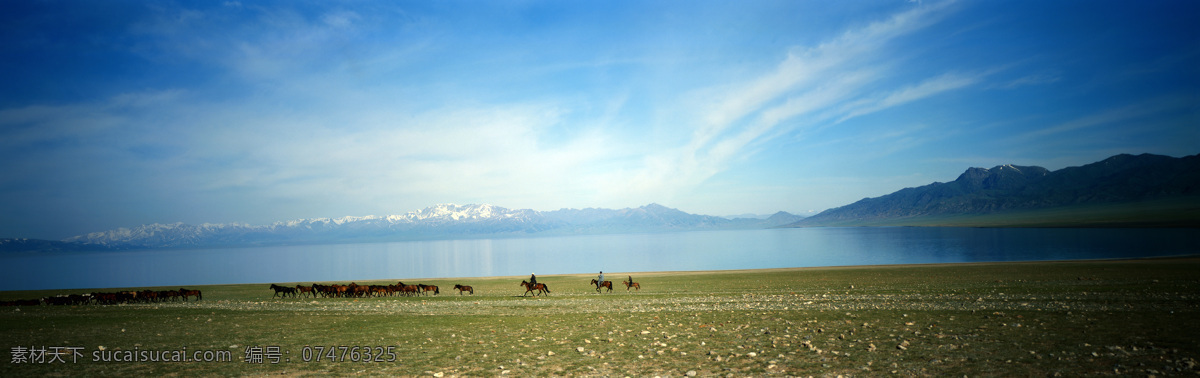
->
[0,238,115,253]
[2,204,802,251]
[789,153,1200,228]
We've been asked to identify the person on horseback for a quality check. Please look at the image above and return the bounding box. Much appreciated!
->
[530,273,537,286]
[596,271,604,289]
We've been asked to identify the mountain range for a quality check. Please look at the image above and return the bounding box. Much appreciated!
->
[1,204,804,252]
[789,153,1200,227]
[5,152,1197,252]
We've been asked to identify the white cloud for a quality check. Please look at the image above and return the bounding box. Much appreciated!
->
[1014,96,1192,141]
[631,1,963,202]
[837,71,982,123]
[997,73,1060,89]
[697,2,953,146]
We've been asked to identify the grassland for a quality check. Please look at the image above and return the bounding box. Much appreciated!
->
[3,257,1199,377]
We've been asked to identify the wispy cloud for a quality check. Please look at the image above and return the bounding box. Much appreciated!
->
[1013,96,1193,142]
[837,71,983,123]
[996,73,1061,89]
[627,1,967,201]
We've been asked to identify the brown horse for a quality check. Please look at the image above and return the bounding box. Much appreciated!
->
[180,288,202,301]
[159,289,181,301]
[345,282,368,297]
[295,285,314,298]
[352,285,370,297]
[591,279,613,293]
[453,284,474,295]
[520,280,550,297]
[333,284,349,297]
[314,284,337,298]
[397,282,421,296]
[623,280,640,291]
[140,290,159,303]
[369,285,389,297]
[418,284,440,296]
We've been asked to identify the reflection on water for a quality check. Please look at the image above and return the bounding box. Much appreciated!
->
[3,227,1197,290]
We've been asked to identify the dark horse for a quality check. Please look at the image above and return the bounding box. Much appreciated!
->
[520,280,550,297]
[453,284,474,295]
[179,288,203,301]
[623,280,640,291]
[270,284,296,298]
[591,279,613,293]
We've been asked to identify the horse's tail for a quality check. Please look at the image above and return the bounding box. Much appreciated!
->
[543,284,551,293]
[435,287,440,295]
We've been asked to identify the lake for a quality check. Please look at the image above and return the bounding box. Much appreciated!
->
[3,227,1198,291]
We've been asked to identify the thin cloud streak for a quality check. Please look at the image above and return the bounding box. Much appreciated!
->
[632,1,963,201]
[1013,96,1194,142]
[837,72,983,123]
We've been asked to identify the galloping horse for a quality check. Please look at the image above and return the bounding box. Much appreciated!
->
[590,279,613,293]
[179,288,202,301]
[295,285,315,298]
[453,284,474,295]
[623,280,640,291]
[270,284,296,298]
[520,280,550,297]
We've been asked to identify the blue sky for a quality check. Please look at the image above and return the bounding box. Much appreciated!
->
[2,0,1197,240]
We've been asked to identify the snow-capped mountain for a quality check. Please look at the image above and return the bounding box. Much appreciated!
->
[56,204,800,250]
[62,204,545,249]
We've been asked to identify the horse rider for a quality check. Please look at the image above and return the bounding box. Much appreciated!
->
[596,271,604,289]
[530,273,537,286]
[628,275,632,286]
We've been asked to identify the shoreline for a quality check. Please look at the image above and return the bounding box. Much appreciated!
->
[5,253,1198,294]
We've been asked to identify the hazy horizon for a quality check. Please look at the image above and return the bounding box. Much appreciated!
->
[3,1,1197,240]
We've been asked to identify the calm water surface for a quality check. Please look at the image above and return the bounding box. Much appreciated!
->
[3,227,1198,291]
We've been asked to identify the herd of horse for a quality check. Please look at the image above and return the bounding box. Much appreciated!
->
[1,277,643,307]
[267,278,640,299]
[269,282,463,298]
[0,288,202,306]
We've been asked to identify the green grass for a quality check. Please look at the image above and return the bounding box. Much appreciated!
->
[3,258,1200,376]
